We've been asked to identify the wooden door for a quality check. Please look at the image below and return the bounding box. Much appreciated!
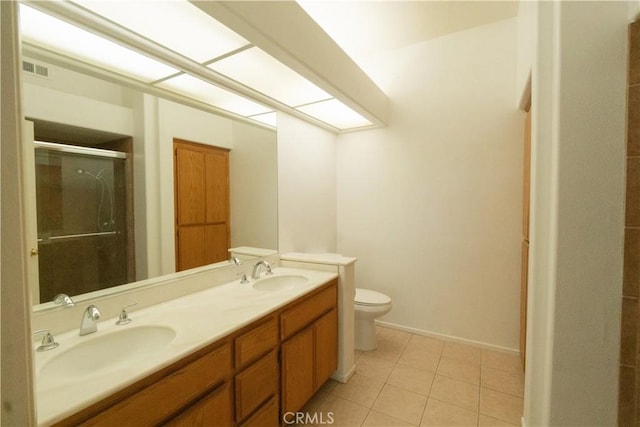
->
[520,109,531,370]
[174,140,230,271]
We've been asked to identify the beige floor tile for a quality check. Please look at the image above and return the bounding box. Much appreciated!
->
[478,414,519,426]
[437,357,481,385]
[355,349,363,362]
[302,390,329,414]
[368,336,406,363]
[441,342,482,366]
[373,384,428,425]
[479,388,523,425]
[357,354,397,382]
[318,395,369,427]
[387,364,435,396]
[332,373,385,408]
[421,398,478,427]
[481,350,522,374]
[362,410,414,426]
[378,327,412,347]
[406,334,445,356]
[429,375,479,411]
[398,346,441,372]
[318,378,339,394]
[481,367,524,397]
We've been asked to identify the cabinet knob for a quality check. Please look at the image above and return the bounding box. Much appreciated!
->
[30,248,38,256]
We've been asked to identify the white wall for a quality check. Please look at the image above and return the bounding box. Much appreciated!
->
[525,2,627,425]
[336,18,523,350]
[230,120,278,250]
[277,112,338,254]
[516,1,537,106]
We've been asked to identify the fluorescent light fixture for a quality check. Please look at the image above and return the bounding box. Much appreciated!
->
[248,112,277,127]
[296,99,373,130]
[19,4,178,82]
[72,0,249,63]
[157,74,271,117]
[208,47,330,107]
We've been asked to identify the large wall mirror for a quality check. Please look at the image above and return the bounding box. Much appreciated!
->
[22,51,278,310]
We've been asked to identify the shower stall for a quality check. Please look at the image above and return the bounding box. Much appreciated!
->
[34,141,133,303]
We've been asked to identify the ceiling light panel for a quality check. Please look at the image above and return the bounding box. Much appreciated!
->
[157,74,271,117]
[72,0,249,63]
[19,4,178,82]
[208,47,330,107]
[296,99,373,130]
[248,112,277,127]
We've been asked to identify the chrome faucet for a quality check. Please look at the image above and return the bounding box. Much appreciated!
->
[80,305,101,336]
[53,293,75,308]
[251,260,273,279]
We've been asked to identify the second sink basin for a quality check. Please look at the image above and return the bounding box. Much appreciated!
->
[252,275,308,292]
[40,325,176,384]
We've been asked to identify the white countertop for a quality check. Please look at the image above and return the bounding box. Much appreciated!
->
[35,267,338,426]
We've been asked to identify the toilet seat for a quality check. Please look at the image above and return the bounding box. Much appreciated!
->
[355,288,391,306]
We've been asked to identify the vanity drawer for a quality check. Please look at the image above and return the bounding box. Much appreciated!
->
[165,382,233,427]
[235,316,278,369]
[234,350,278,422]
[80,343,232,426]
[281,281,337,340]
[240,395,279,427]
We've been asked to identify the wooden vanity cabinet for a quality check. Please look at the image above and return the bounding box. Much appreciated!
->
[69,341,233,427]
[233,317,279,426]
[281,284,338,415]
[55,279,338,427]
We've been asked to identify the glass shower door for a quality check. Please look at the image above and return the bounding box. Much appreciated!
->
[34,141,132,303]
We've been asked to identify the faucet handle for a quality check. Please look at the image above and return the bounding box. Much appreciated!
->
[264,261,273,276]
[238,273,249,284]
[53,293,75,308]
[33,329,59,352]
[116,303,138,325]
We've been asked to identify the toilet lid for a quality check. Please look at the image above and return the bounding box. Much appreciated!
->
[355,288,391,306]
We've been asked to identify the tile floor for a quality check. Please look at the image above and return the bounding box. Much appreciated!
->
[301,326,524,426]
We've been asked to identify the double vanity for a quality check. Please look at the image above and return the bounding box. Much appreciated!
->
[33,262,347,426]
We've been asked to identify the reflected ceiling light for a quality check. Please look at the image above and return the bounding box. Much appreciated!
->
[72,0,249,63]
[248,112,277,128]
[157,73,271,117]
[296,99,373,130]
[19,4,179,82]
[208,46,330,107]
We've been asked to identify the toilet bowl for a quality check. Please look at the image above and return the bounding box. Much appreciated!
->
[354,288,392,351]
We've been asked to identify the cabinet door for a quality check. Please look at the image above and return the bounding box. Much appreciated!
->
[235,351,278,422]
[314,308,338,390]
[165,382,233,427]
[281,327,314,414]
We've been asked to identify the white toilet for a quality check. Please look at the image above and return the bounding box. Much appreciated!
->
[354,288,392,351]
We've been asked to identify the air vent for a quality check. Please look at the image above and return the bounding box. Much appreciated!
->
[23,60,49,78]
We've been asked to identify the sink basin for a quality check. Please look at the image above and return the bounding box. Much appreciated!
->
[252,275,308,292]
[39,325,176,383]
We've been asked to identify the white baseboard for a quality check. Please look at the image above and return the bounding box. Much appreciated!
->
[521,416,526,427]
[331,364,356,384]
[375,320,520,355]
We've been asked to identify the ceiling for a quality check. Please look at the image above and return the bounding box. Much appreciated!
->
[299,1,520,86]
[19,1,519,133]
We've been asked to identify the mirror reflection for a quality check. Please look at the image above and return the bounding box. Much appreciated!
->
[23,55,278,308]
